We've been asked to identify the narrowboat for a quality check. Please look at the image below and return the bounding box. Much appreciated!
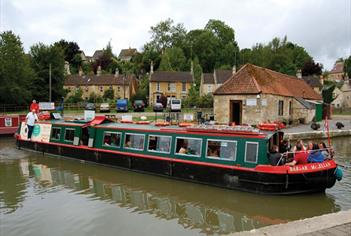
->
[15,116,339,195]
[0,114,26,135]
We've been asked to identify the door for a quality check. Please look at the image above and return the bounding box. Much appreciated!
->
[230,100,242,125]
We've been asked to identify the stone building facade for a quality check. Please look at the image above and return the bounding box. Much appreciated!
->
[200,69,234,96]
[64,73,138,101]
[213,64,322,125]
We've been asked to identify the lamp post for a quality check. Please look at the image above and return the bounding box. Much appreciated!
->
[49,63,52,102]
[123,74,126,99]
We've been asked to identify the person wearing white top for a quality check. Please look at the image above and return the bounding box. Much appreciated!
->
[25,109,38,139]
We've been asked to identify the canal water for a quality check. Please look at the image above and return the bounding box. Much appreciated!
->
[0,136,350,235]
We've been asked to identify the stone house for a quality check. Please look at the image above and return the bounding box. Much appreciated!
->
[64,72,138,101]
[200,68,234,95]
[213,64,322,125]
[118,48,138,62]
[149,70,193,106]
[332,79,351,109]
[328,61,347,81]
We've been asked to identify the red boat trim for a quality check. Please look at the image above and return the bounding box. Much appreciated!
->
[18,138,336,174]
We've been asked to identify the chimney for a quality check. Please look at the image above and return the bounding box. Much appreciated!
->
[150,61,154,74]
[78,66,83,76]
[232,65,236,75]
[114,68,119,77]
[97,65,102,76]
[296,69,302,79]
[319,75,324,86]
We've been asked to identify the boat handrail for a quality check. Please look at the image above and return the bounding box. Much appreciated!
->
[186,124,262,134]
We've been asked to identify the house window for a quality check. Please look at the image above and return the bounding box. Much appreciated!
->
[148,135,172,153]
[85,86,89,92]
[289,101,292,115]
[168,82,175,92]
[117,86,121,92]
[175,137,202,157]
[156,82,160,92]
[207,85,212,93]
[124,133,145,150]
[109,85,113,89]
[51,127,61,140]
[100,86,104,92]
[245,142,259,163]
[278,100,284,116]
[182,82,186,92]
[206,139,237,161]
[103,132,121,147]
[64,128,75,142]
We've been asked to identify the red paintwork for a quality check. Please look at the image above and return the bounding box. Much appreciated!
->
[17,137,337,175]
[0,114,25,135]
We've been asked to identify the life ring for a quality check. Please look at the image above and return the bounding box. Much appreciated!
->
[257,123,278,131]
[136,121,151,125]
[155,121,170,126]
[179,122,193,127]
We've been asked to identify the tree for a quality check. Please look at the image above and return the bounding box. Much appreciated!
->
[344,55,351,78]
[29,43,65,102]
[103,87,114,100]
[0,31,34,105]
[302,59,323,76]
[158,47,187,71]
[66,88,83,103]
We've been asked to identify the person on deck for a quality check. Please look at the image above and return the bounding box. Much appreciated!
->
[268,145,284,166]
[285,143,308,166]
[25,109,38,140]
[307,144,324,163]
[30,100,39,113]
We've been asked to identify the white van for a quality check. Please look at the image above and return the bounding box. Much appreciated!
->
[169,99,181,112]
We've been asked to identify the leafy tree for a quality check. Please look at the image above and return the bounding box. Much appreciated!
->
[103,87,114,100]
[93,41,115,73]
[54,40,80,61]
[344,55,351,78]
[30,43,65,102]
[65,88,83,103]
[0,31,34,105]
[302,59,323,76]
[198,94,214,108]
[158,47,187,71]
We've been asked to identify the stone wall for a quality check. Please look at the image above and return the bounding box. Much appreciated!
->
[214,94,316,125]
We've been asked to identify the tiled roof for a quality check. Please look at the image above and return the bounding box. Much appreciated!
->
[330,61,344,74]
[203,73,214,84]
[302,76,323,89]
[64,74,134,86]
[215,69,232,84]
[150,71,193,83]
[92,50,103,60]
[214,64,322,100]
[118,48,137,58]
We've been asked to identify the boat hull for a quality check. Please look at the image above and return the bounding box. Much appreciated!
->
[17,139,337,195]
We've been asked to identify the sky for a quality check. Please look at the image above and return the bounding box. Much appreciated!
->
[1,0,350,70]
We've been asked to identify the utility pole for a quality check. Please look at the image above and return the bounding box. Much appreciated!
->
[49,63,52,102]
[123,74,126,99]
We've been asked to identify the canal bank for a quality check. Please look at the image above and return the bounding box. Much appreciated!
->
[283,118,351,140]
[229,209,351,236]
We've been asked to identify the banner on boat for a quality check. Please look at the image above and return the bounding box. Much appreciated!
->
[20,122,52,142]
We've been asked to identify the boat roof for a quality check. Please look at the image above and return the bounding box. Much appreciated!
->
[42,117,277,139]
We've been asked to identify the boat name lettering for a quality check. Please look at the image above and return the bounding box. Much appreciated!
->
[289,162,331,172]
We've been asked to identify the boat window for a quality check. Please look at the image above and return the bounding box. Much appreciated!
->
[124,133,145,150]
[206,139,237,161]
[148,135,171,153]
[64,128,75,142]
[103,132,121,147]
[51,127,61,140]
[245,142,259,163]
[175,137,202,157]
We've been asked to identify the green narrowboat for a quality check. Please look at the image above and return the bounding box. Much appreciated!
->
[16,116,338,194]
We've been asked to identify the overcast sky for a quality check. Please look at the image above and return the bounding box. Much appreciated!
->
[1,0,350,70]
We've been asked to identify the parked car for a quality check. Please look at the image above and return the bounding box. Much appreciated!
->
[133,100,145,112]
[153,103,164,112]
[169,99,181,112]
[99,103,110,112]
[85,103,96,111]
[116,99,128,112]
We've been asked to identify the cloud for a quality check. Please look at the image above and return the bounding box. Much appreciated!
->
[2,0,350,70]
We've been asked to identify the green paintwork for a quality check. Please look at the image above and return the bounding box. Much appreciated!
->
[315,103,323,122]
[47,120,273,168]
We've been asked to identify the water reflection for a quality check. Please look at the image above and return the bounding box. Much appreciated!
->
[1,136,350,235]
[12,156,340,234]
